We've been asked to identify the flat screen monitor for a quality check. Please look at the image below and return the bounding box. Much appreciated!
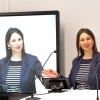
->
[0,10,60,96]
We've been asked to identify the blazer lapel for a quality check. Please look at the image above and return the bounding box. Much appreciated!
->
[73,56,83,87]
[88,53,98,80]
[2,60,9,83]
[20,55,28,83]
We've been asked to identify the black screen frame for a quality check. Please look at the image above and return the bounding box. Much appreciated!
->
[0,10,60,96]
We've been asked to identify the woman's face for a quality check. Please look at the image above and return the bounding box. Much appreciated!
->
[7,32,23,54]
[79,32,94,52]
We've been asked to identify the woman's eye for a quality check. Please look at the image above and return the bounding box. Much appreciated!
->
[18,38,22,41]
[12,40,16,42]
[80,39,84,41]
[87,38,91,40]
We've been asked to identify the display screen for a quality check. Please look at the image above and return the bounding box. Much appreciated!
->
[0,11,60,95]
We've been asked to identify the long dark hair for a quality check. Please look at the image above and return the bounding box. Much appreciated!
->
[76,28,99,57]
[5,27,26,60]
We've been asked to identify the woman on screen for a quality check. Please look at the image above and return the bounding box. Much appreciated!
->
[42,28,100,90]
[0,27,43,94]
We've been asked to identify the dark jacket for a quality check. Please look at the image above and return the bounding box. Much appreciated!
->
[0,54,43,94]
[69,53,100,89]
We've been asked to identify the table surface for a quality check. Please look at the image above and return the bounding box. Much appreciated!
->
[18,90,100,100]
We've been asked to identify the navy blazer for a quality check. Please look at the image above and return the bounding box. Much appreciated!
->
[0,54,43,93]
[69,53,100,89]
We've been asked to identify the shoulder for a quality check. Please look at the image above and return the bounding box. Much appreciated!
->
[93,53,100,59]
[0,57,7,65]
[72,55,83,64]
[96,53,100,60]
[97,53,100,56]
[23,54,39,61]
[26,54,37,58]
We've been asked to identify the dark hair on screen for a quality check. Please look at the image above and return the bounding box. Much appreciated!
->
[76,28,99,57]
[5,27,27,61]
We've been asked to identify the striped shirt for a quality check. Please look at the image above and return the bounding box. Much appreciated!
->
[76,59,91,89]
[6,60,21,92]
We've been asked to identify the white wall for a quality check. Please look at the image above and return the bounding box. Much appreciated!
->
[0,0,5,12]
[1,0,100,78]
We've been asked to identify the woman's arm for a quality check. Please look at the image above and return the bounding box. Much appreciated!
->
[41,69,66,78]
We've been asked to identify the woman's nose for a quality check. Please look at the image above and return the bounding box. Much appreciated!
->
[16,41,20,45]
[84,39,88,44]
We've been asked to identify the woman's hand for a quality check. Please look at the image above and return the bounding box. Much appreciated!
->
[41,69,59,78]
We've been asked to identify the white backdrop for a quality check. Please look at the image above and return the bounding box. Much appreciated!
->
[0,15,57,70]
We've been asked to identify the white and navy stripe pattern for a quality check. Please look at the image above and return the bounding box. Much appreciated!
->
[76,59,91,89]
[6,60,21,92]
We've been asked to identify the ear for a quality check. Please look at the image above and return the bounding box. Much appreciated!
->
[79,43,81,47]
[7,43,10,48]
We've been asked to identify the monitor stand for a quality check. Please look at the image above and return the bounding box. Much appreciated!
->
[48,89,67,93]
[25,97,41,100]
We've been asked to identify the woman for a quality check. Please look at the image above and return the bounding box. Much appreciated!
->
[0,27,43,94]
[42,28,100,89]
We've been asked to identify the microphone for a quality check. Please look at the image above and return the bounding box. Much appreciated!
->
[31,50,57,98]
[42,50,57,67]
[90,61,99,100]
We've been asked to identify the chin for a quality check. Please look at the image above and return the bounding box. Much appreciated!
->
[84,49,92,52]
[15,50,22,53]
